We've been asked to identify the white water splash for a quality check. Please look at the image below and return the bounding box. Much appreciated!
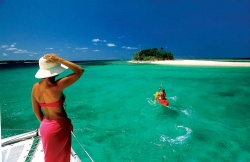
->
[167,105,192,117]
[169,96,177,101]
[181,109,190,116]
[160,125,192,145]
[146,98,156,106]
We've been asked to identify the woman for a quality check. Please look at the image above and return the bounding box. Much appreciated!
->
[159,89,166,100]
[31,53,84,162]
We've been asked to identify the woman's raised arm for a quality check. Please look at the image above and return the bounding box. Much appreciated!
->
[44,54,84,90]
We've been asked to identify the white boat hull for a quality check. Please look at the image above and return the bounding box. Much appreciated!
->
[1,130,81,162]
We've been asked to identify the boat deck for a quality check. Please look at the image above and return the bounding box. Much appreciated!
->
[1,130,81,162]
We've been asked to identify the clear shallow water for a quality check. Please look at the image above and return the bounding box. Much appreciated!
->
[1,61,250,161]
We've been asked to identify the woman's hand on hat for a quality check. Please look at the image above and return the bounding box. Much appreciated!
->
[44,54,61,63]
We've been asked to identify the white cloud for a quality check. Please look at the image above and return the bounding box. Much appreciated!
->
[107,43,116,47]
[122,46,138,50]
[1,43,36,55]
[1,45,8,48]
[92,38,107,43]
[93,50,100,52]
[6,47,17,51]
[75,47,88,50]
[14,49,29,53]
[45,48,54,50]
[10,43,16,47]
[92,38,100,42]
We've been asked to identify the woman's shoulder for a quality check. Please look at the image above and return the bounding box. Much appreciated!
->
[33,82,40,88]
[32,82,39,92]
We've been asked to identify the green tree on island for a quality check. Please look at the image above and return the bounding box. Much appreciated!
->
[132,48,174,61]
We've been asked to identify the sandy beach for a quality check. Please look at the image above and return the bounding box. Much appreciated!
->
[129,60,250,67]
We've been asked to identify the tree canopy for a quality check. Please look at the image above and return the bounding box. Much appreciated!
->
[132,48,174,61]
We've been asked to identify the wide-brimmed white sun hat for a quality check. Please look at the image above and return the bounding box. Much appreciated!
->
[35,57,68,78]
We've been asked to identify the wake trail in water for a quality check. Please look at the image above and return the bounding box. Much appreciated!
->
[147,96,192,117]
[160,125,192,145]
[147,98,156,106]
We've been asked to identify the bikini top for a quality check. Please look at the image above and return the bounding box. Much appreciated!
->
[39,95,65,107]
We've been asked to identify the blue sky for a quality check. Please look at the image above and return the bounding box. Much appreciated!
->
[0,0,250,61]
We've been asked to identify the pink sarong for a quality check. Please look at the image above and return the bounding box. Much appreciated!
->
[40,118,73,162]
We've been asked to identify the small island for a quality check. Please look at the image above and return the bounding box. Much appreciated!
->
[132,48,174,61]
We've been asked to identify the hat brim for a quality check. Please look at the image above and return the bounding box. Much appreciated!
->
[35,64,68,79]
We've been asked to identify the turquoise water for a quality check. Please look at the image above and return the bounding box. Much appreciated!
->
[1,61,250,161]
